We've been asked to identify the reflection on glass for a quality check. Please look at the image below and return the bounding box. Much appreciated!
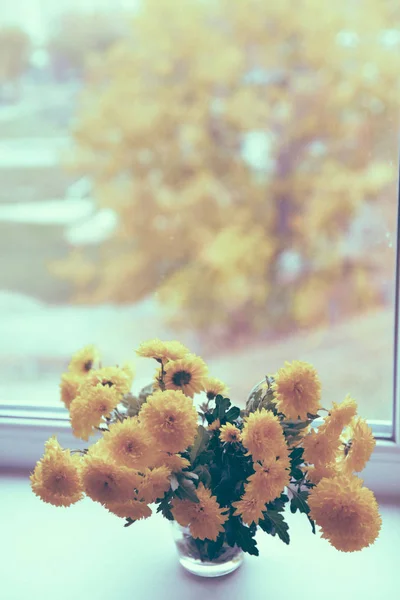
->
[0,0,398,424]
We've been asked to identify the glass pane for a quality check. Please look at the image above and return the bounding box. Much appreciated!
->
[0,1,398,429]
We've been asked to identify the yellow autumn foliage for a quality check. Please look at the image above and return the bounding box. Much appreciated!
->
[55,0,398,335]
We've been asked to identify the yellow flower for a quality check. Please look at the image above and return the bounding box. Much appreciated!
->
[102,418,157,469]
[302,428,340,468]
[208,418,221,432]
[121,361,136,389]
[232,489,265,525]
[68,344,99,376]
[80,366,132,397]
[136,339,190,362]
[81,454,140,504]
[219,423,241,443]
[164,354,208,397]
[241,409,287,462]
[305,463,338,485]
[70,385,120,441]
[323,396,358,436]
[204,377,228,400]
[139,389,198,453]
[106,500,152,520]
[154,453,191,472]
[171,483,228,541]
[85,435,109,458]
[340,418,376,474]
[60,373,81,410]
[137,466,171,502]
[272,360,321,420]
[246,457,290,504]
[308,475,381,552]
[30,437,83,507]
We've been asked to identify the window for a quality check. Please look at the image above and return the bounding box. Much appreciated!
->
[1,1,399,494]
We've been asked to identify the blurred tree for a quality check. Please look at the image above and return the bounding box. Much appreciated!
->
[47,11,128,81]
[55,0,399,339]
[0,27,30,100]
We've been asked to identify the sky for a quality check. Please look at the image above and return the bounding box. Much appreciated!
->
[0,0,139,43]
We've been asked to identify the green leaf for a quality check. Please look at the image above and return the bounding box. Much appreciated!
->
[213,395,231,420]
[139,383,155,400]
[206,534,225,560]
[156,496,174,521]
[260,510,290,545]
[195,450,214,466]
[289,447,305,480]
[266,493,289,513]
[258,515,273,535]
[193,464,212,487]
[120,393,143,417]
[170,475,179,492]
[289,489,310,515]
[182,471,199,481]
[307,515,316,534]
[289,447,304,463]
[225,518,259,556]
[225,406,241,423]
[291,467,304,481]
[175,477,199,503]
[204,412,215,425]
[189,425,210,463]
[124,517,136,527]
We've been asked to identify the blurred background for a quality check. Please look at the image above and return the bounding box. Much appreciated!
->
[0,0,398,423]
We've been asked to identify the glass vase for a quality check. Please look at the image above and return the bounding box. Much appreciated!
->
[171,522,243,578]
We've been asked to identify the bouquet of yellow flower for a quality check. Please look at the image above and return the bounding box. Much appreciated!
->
[31,339,381,571]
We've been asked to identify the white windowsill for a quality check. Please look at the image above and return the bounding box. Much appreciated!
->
[1,473,398,600]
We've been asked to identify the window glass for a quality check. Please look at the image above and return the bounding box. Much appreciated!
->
[0,0,398,427]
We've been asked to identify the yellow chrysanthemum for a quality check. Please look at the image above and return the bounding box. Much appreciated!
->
[106,500,152,520]
[154,453,190,472]
[232,489,265,525]
[340,418,376,474]
[204,377,228,400]
[136,339,190,362]
[139,389,198,453]
[122,361,136,389]
[137,466,171,502]
[102,418,157,469]
[208,418,221,432]
[68,344,99,376]
[81,454,140,505]
[70,385,120,441]
[163,354,208,398]
[149,378,160,394]
[305,463,338,485]
[302,428,340,468]
[241,409,287,462]
[308,475,381,552]
[79,366,132,397]
[272,360,321,420]
[60,373,81,410]
[219,423,241,443]
[323,396,358,436]
[171,483,228,541]
[30,437,83,507]
[85,435,109,459]
[246,457,290,504]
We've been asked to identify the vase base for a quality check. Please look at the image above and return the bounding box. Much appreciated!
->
[178,554,243,578]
